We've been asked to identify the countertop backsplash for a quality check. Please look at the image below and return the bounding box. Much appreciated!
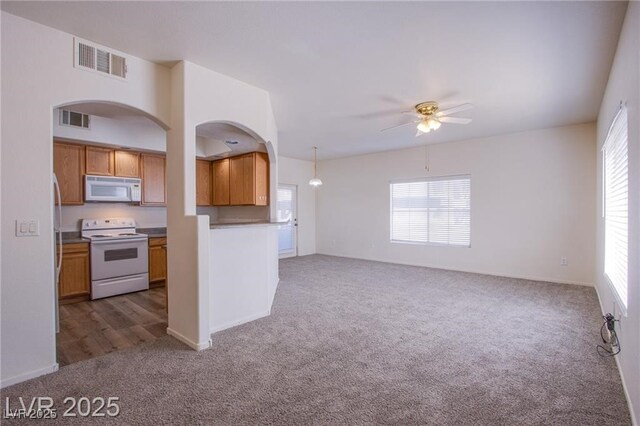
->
[59,204,167,232]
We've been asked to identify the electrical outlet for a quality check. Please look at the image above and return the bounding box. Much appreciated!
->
[560,257,568,266]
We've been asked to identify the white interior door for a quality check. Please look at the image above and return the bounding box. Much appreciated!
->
[277,184,297,258]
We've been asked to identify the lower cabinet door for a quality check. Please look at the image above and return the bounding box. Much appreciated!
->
[58,243,90,300]
[149,238,167,284]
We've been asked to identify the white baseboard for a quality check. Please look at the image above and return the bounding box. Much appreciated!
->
[268,277,280,307]
[316,252,594,287]
[593,285,638,426]
[0,363,59,389]
[166,327,211,351]
[210,310,271,334]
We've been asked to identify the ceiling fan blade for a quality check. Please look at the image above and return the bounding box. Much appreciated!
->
[436,103,474,117]
[402,110,422,118]
[381,120,419,132]
[439,116,472,124]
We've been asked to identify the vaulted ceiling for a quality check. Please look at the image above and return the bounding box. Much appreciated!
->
[1,1,628,160]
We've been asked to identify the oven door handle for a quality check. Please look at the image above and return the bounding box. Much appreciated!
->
[90,238,149,245]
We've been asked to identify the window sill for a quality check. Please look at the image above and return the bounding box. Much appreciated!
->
[390,240,471,248]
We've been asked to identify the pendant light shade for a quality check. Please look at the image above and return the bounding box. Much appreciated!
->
[309,177,323,187]
[309,146,323,187]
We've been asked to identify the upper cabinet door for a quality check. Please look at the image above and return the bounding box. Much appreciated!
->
[255,152,269,206]
[212,158,230,206]
[53,141,85,205]
[242,153,256,205]
[226,152,269,206]
[85,146,114,176]
[196,159,212,206]
[140,154,166,206]
[229,156,245,205]
[114,150,140,177]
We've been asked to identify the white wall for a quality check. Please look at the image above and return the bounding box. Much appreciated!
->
[1,11,171,387]
[278,156,317,256]
[596,2,639,422]
[53,110,166,152]
[166,60,279,351]
[316,123,596,285]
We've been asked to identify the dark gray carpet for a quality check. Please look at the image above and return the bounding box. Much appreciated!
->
[1,255,631,424]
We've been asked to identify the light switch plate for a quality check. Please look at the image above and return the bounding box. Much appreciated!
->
[16,220,40,237]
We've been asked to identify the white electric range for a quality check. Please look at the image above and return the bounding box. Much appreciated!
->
[81,218,149,300]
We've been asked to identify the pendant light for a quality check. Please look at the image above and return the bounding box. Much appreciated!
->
[309,146,323,187]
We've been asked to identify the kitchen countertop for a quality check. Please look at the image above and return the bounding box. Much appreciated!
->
[60,223,289,240]
[57,232,89,244]
[210,221,287,229]
[58,228,167,244]
[139,227,167,238]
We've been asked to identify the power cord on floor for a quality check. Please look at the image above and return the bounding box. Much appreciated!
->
[597,313,621,357]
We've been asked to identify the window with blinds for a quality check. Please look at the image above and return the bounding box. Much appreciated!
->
[603,105,628,310]
[390,176,470,247]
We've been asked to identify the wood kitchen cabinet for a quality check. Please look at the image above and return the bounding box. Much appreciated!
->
[229,152,269,205]
[196,159,212,206]
[254,152,269,206]
[53,141,85,205]
[114,150,140,177]
[85,146,114,176]
[149,237,167,287]
[57,242,90,303]
[140,153,166,206]
[212,158,230,206]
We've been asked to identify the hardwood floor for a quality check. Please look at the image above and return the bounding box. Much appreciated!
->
[57,287,167,366]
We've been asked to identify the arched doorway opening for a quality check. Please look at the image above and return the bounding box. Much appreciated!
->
[52,100,170,366]
[193,121,276,223]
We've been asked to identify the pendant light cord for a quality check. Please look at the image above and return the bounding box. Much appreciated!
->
[314,146,318,177]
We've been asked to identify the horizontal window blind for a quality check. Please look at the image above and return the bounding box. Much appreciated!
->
[603,106,628,309]
[390,176,470,246]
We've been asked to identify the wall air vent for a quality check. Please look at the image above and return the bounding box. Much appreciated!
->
[60,109,90,129]
[74,38,127,80]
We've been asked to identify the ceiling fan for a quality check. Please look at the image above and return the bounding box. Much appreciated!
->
[381,101,474,136]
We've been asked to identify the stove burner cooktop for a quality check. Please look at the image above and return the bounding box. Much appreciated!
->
[81,218,148,241]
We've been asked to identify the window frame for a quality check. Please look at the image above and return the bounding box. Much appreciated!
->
[602,104,629,315]
[389,174,471,248]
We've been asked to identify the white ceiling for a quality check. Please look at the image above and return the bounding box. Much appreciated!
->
[196,122,266,159]
[1,1,627,160]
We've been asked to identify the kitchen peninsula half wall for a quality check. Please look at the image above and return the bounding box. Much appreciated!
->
[209,221,280,334]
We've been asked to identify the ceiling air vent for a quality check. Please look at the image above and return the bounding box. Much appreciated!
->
[74,38,127,80]
[60,109,90,129]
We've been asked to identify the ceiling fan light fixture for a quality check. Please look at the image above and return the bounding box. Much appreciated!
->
[417,117,441,133]
[417,120,432,133]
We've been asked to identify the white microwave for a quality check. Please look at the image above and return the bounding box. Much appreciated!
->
[85,175,142,203]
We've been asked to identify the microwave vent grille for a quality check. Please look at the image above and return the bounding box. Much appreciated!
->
[86,175,141,184]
